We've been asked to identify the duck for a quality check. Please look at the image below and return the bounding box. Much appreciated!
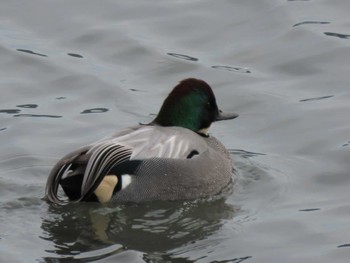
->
[45,78,238,204]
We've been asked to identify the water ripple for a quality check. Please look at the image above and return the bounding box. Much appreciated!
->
[166,53,250,74]
[0,109,21,114]
[67,53,84,58]
[299,208,321,212]
[338,244,350,248]
[81,108,109,114]
[299,95,334,102]
[342,141,350,147]
[16,104,38,109]
[211,65,251,74]
[229,149,266,158]
[324,32,350,39]
[211,256,252,263]
[167,52,199,61]
[16,49,48,57]
[13,114,62,118]
[293,21,330,27]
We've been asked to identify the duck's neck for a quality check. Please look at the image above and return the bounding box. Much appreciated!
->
[153,97,203,132]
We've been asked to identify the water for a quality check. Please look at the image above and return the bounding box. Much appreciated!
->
[1,0,350,262]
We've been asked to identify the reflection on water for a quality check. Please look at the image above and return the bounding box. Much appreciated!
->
[41,198,237,262]
[143,253,252,263]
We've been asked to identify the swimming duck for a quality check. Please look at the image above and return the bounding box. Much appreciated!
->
[45,78,238,204]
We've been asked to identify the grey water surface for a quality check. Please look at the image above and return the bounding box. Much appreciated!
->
[1,0,350,262]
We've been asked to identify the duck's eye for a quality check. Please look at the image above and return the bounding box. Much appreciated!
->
[206,101,214,110]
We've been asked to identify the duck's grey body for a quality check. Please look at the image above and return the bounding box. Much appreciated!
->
[46,125,233,203]
[46,78,238,204]
[108,126,233,202]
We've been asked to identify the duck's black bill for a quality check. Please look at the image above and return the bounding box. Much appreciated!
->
[216,110,239,121]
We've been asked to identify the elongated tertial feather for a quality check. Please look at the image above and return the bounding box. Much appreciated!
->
[80,143,132,200]
[45,145,91,204]
[45,143,132,204]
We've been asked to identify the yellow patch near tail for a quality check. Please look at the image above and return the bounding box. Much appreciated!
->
[94,175,118,203]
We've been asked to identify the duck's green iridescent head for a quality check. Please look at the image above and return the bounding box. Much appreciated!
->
[153,78,238,134]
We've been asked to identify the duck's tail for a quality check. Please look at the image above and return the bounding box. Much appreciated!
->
[45,143,133,204]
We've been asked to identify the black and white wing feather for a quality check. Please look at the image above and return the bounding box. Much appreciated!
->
[45,143,133,204]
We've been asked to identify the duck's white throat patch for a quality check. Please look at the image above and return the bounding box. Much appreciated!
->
[198,125,210,136]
